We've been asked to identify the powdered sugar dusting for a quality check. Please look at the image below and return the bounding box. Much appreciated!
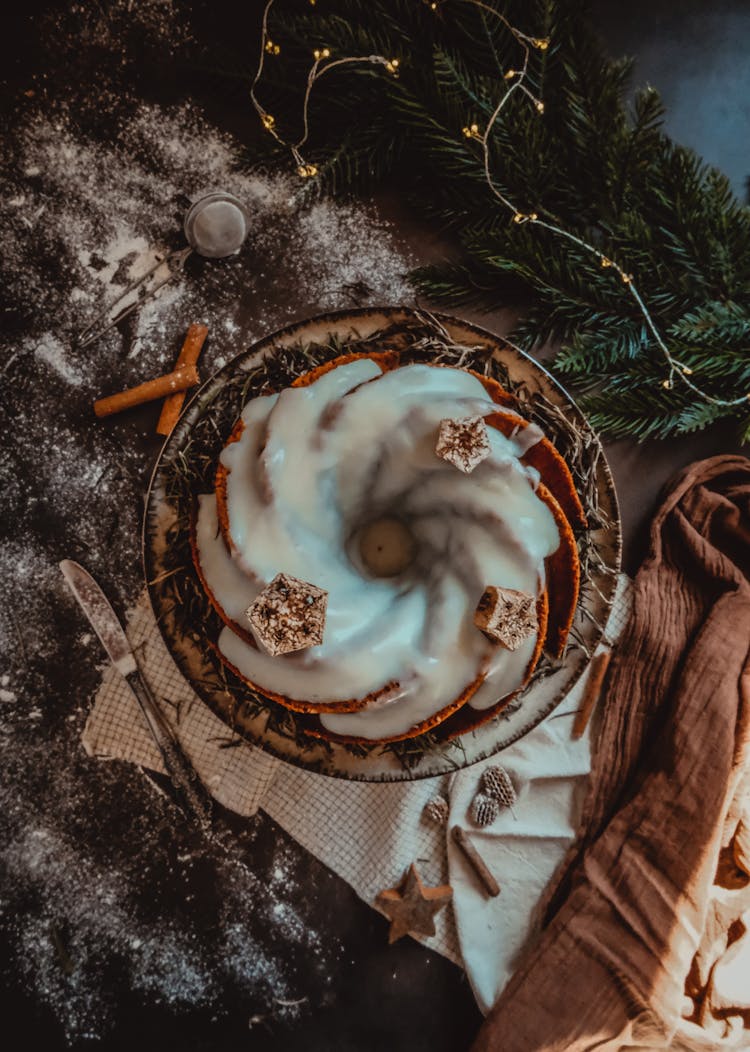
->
[299,202,413,309]
[35,336,84,387]
[3,99,413,370]
[1,812,334,1042]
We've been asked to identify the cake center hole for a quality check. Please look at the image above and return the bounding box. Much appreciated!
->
[358,516,416,578]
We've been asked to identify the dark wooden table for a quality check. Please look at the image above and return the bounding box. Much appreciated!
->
[0,2,746,1049]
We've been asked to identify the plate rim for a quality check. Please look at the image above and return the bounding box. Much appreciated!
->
[142,306,622,781]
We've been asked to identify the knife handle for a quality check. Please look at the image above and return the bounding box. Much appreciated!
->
[125,668,214,831]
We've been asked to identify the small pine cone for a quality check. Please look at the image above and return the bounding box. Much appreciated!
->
[470,792,499,828]
[423,795,449,826]
[482,766,517,808]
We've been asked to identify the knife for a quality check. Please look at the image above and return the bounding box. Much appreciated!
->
[60,559,213,831]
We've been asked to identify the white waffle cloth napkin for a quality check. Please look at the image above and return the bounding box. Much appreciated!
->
[83,574,631,1013]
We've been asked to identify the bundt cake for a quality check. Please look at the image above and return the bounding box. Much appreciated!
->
[191,350,584,744]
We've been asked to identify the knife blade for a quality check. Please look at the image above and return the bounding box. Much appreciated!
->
[60,559,213,830]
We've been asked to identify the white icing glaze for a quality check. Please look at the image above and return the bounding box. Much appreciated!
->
[195,360,561,739]
[195,493,262,620]
[511,421,545,456]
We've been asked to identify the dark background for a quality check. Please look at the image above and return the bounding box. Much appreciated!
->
[0,2,747,1049]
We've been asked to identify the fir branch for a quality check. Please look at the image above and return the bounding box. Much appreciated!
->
[193,0,750,441]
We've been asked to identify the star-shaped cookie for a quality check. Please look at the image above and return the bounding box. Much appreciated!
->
[375,863,453,944]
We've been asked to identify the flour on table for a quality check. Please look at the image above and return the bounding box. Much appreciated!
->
[0,713,340,1043]
[35,335,84,387]
[3,100,413,367]
[38,0,194,58]
[2,822,328,1043]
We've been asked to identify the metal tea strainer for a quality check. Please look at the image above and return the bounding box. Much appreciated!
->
[76,189,250,349]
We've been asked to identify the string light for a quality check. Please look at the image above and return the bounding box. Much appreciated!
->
[452,0,747,409]
[250,0,747,410]
[251,0,402,183]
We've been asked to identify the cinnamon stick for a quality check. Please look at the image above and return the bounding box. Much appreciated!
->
[572,648,612,739]
[156,323,208,435]
[93,365,200,419]
[451,825,501,897]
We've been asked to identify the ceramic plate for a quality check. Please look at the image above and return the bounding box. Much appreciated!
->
[143,308,621,781]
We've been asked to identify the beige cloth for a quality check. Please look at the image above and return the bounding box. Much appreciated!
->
[83,576,631,997]
[472,456,750,1051]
